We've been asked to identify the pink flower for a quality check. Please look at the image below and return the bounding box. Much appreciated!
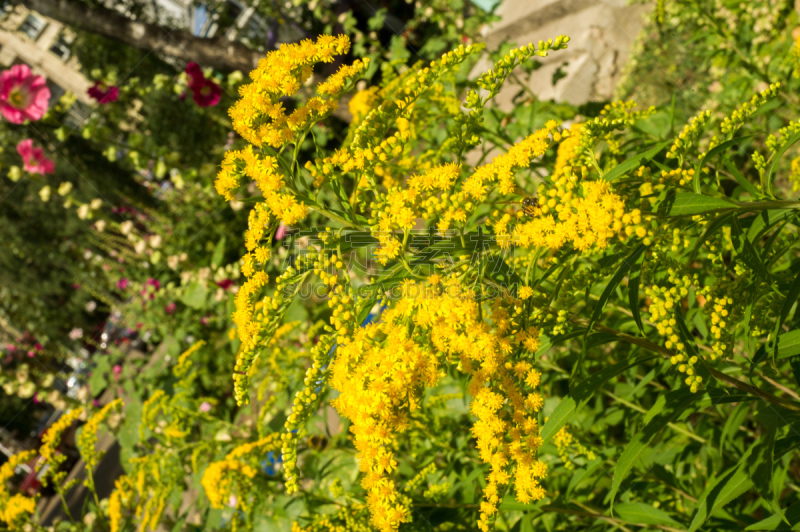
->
[192,79,222,107]
[0,64,50,123]
[87,81,118,104]
[27,351,34,358]
[199,402,212,413]
[200,316,210,326]
[116,278,129,290]
[112,365,122,380]
[34,343,42,351]
[165,302,177,314]
[16,139,54,175]
[141,278,161,300]
[185,62,205,91]
[275,223,287,241]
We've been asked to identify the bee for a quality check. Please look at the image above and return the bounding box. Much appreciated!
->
[521,196,539,217]
[308,434,328,451]
[496,194,540,217]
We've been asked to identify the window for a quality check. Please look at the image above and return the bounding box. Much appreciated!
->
[18,13,46,41]
[49,32,72,61]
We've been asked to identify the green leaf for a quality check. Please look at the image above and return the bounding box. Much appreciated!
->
[180,281,208,309]
[731,216,771,280]
[790,356,800,389]
[689,210,735,262]
[540,355,658,444]
[688,446,755,532]
[613,502,682,527]
[720,402,750,454]
[693,134,757,193]
[211,236,226,269]
[745,209,793,241]
[658,192,737,217]
[628,248,645,334]
[775,330,800,360]
[724,155,762,197]
[745,503,800,530]
[746,422,779,514]
[772,269,800,357]
[602,140,672,182]
[88,356,111,396]
[764,129,800,197]
[590,245,646,326]
[609,387,702,506]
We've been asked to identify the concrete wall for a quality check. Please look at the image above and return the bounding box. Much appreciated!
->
[475,0,650,107]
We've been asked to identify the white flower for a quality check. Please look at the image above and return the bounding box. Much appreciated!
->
[167,255,180,269]
[134,240,146,255]
[120,220,134,235]
[77,204,90,219]
[58,182,73,196]
[69,328,83,340]
[76,386,90,403]
[85,300,97,312]
[90,198,103,210]
[149,234,162,248]
[94,220,106,232]
[18,382,36,399]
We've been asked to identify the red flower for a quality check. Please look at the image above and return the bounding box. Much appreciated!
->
[0,64,50,123]
[185,62,205,91]
[16,139,54,175]
[215,279,234,290]
[87,81,119,104]
[165,302,177,314]
[192,78,222,107]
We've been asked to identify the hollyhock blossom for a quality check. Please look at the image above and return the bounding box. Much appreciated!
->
[141,278,161,300]
[165,302,177,314]
[185,62,205,91]
[0,64,50,123]
[275,223,287,240]
[16,139,54,175]
[215,279,234,290]
[87,81,119,104]
[192,78,222,107]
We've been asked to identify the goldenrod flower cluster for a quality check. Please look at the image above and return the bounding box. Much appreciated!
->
[326,278,547,531]
[77,399,123,491]
[703,283,742,361]
[109,475,132,532]
[0,450,36,530]
[228,34,356,149]
[349,87,379,124]
[202,435,282,511]
[718,83,780,138]
[291,503,373,532]
[282,331,336,492]
[172,339,206,378]
[513,180,637,251]
[39,407,83,486]
[667,110,711,163]
[553,427,596,469]
[645,269,704,392]
[790,156,800,191]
